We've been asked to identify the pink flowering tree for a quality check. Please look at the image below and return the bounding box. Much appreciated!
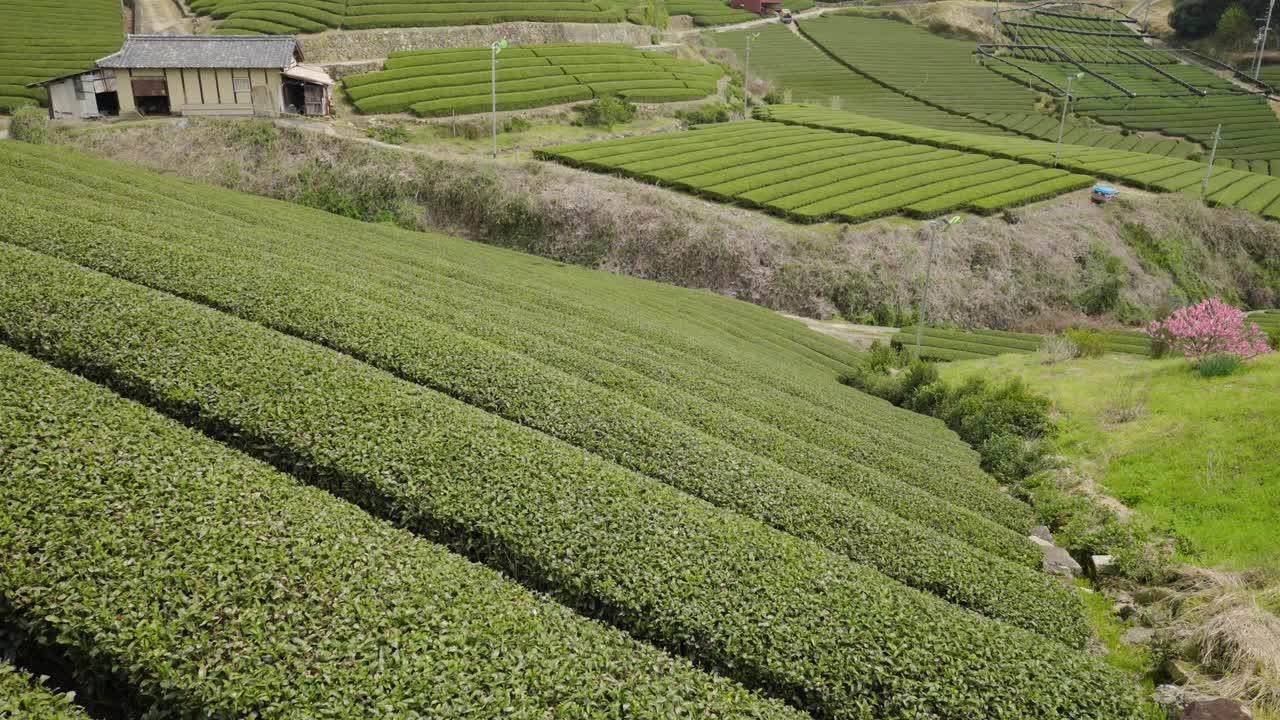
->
[1147,298,1273,364]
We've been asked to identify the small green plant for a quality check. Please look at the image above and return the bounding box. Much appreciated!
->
[1197,353,1240,377]
[1039,334,1078,364]
[9,104,50,144]
[366,122,411,145]
[574,95,635,129]
[1066,329,1107,358]
[502,116,532,133]
[675,103,731,125]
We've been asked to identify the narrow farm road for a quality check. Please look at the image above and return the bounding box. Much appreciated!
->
[135,0,193,35]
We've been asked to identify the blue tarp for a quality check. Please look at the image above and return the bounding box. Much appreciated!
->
[1091,185,1117,196]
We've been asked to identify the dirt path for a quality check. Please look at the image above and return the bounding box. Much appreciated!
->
[780,314,898,348]
[135,0,193,34]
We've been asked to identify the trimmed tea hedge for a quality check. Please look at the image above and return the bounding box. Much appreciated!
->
[757,104,1280,219]
[0,344,800,719]
[894,326,1153,361]
[344,43,723,115]
[0,144,1145,719]
[0,0,123,111]
[0,241,1143,720]
[666,0,812,26]
[536,120,1092,222]
[0,144,1097,647]
[711,24,1003,135]
[0,661,90,719]
[188,0,628,34]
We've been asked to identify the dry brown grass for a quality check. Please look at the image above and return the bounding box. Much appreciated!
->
[1163,567,1280,714]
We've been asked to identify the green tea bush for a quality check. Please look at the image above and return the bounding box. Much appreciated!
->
[9,104,50,144]
[675,102,732,125]
[0,661,89,719]
[365,121,411,145]
[1067,329,1109,357]
[502,116,532,133]
[575,94,636,128]
[0,346,796,719]
[0,144,1145,718]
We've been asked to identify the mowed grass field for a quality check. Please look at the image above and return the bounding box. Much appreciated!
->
[344,44,723,115]
[536,119,1092,222]
[0,139,1147,718]
[712,24,1005,134]
[188,0,629,35]
[758,104,1280,218]
[0,0,122,111]
[942,352,1280,571]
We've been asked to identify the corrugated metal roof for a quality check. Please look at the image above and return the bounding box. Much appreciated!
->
[96,35,300,69]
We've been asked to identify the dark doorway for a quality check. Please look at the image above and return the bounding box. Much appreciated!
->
[131,75,171,115]
[283,81,305,115]
[95,91,120,116]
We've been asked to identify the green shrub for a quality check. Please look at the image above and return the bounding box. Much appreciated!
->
[9,104,50,144]
[1067,329,1109,358]
[1197,353,1241,377]
[502,116,532,133]
[364,121,411,145]
[574,94,635,128]
[0,661,90,719]
[0,346,794,719]
[0,143,1144,718]
[675,102,732,125]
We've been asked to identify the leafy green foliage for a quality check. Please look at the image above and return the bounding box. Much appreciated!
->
[538,120,1091,222]
[0,345,797,719]
[8,104,49,143]
[0,142,1144,718]
[344,44,722,115]
[756,104,1280,219]
[1197,352,1243,376]
[0,0,122,111]
[0,662,88,719]
[1066,329,1110,358]
[188,0,628,34]
[574,94,635,128]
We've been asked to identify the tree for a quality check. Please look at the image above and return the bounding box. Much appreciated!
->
[1146,297,1273,364]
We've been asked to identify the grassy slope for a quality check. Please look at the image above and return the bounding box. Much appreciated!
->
[941,352,1280,571]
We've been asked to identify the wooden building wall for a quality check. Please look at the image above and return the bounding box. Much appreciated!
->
[114,67,282,116]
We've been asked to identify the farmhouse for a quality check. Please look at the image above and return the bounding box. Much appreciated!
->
[32,35,332,119]
[730,0,783,13]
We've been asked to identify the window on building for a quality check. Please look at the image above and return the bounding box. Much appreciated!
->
[233,77,251,94]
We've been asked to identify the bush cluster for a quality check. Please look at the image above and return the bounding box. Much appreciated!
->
[0,346,795,719]
[9,104,50,144]
[0,661,89,719]
[0,142,1144,719]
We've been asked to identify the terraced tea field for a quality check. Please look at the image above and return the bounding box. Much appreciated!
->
[537,119,1091,222]
[0,0,123,111]
[1251,310,1280,342]
[344,43,723,115]
[998,8,1167,64]
[801,14,1039,117]
[758,104,1280,218]
[0,139,1145,719]
[896,326,1153,361]
[712,25,1009,134]
[666,0,812,26]
[189,0,628,34]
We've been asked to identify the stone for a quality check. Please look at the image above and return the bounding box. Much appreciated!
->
[1030,525,1053,542]
[1114,602,1140,621]
[1180,698,1253,720]
[1031,537,1082,577]
[1159,658,1195,685]
[1155,685,1194,716]
[1120,627,1154,645]
[1092,554,1118,576]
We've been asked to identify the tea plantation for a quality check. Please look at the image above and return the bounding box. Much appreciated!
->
[190,0,629,34]
[0,0,122,110]
[344,43,723,115]
[537,119,1092,221]
[666,0,812,25]
[896,326,1153,361]
[756,104,1280,218]
[0,140,1149,718]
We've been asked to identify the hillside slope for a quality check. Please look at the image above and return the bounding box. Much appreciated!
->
[0,140,1144,718]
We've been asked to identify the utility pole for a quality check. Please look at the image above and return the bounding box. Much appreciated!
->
[744,32,761,104]
[1200,124,1222,199]
[1054,73,1084,168]
[1255,0,1276,79]
[490,38,508,160]
[913,216,962,360]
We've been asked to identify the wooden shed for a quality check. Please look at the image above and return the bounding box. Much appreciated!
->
[32,34,333,119]
[730,0,783,13]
